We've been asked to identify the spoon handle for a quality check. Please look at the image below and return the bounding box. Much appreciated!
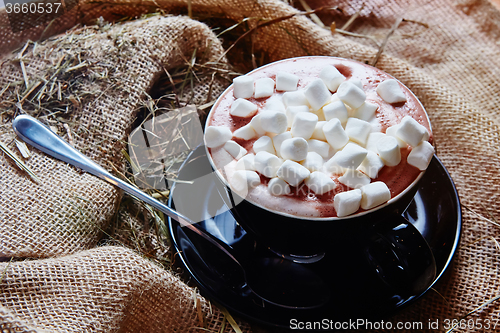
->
[12,115,193,225]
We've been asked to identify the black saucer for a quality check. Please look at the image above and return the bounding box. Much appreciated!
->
[167,146,461,330]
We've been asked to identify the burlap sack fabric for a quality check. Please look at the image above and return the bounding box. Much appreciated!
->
[0,0,499,332]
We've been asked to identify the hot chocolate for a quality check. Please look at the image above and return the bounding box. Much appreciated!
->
[205,57,433,218]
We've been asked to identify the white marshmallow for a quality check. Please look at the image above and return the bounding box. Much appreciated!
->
[376,135,401,166]
[311,121,327,141]
[365,132,387,152]
[254,78,275,98]
[304,78,332,111]
[230,98,258,118]
[291,112,318,139]
[235,153,255,171]
[233,124,257,140]
[351,101,379,121]
[205,126,233,148]
[307,139,330,158]
[357,151,385,179]
[268,177,291,196]
[254,151,282,178]
[230,170,260,194]
[260,111,287,134]
[350,78,363,90]
[376,79,406,104]
[280,137,308,161]
[264,96,286,113]
[385,125,407,148]
[249,114,267,136]
[253,136,276,154]
[272,132,293,157]
[320,65,345,92]
[305,171,336,195]
[334,189,362,217]
[286,105,309,127]
[233,76,254,99]
[224,140,247,160]
[282,90,309,107]
[276,71,299,91]
[337,81,366,109]
[338,168,371,189]
[345,117,372,146]
[407,141,434,170]
[396,116,427,147]
[323,118,349,150]
[301,151,324,172]
[323,100,349,123]
[330,142,368,170]
[277,160,311,187]
[360,181,391,210]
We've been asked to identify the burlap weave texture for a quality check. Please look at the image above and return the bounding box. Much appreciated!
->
[0,0,499,332]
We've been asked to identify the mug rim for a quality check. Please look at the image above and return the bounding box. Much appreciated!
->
[204,56,431,222]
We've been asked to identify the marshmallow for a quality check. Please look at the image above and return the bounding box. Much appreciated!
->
[385,125,407,148]
[249,114,267,136]
[205,126,233,148]
[360,181,391,210]
[254,78,275,98]
[230,170,260,194]
[268,177,291,196]
[350,78,363,90]
[224,140,247,160]
[276,71,299,91]
[323,118,349,150]
[254,151,283,178]
[376,79,406,104]
[304,78,332,111]
[264,96,286,113]
[230,98,258,118]
[282,90,309,107]
[320,65,345,92]
[280,137,308,161]
[253,135,276,154]
[307,139,330,158]
[233,124,257,140]
[311,121,327,141]
[338,168,371,189]
[233,76,254,99]
[396,116,427,147]
[331,142,368,169]
[272,131,293,157]
[323,100,349,124]
[337,81,366,109]
[305,171,336,195]
[365,132,387,152]
[376,135,401,166]
[345,117,372,146]
[291,112,318,139]
[229,170,260,196]
[334,189,362,217]
[357,151,385,179]
[235,153,255,171]
[286,105,309,127]
[351,101,379,121]
[301,151,324,172]
[277,160,311,187]
[407,141,434,170]
[260,111,287,134]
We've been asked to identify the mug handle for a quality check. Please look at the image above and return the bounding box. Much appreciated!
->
[365,214,437,295]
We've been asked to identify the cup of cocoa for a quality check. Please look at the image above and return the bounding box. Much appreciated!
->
[204,56,435,265]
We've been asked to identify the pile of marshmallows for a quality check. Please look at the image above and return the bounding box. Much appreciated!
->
[205,65,435,217]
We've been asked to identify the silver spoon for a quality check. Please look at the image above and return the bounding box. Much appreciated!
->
[12,114,329,309]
